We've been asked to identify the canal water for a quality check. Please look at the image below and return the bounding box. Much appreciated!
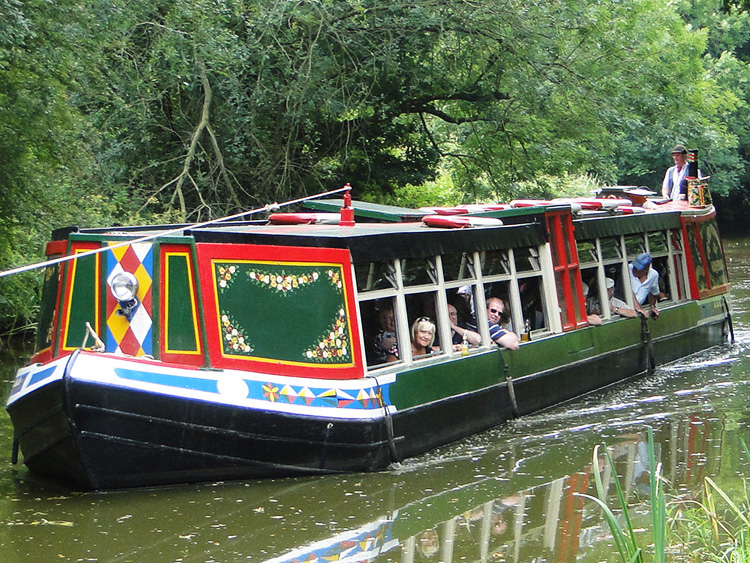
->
[0,238,748,562]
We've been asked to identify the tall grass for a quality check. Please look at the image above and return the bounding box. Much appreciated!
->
[583,431,750,562]
[581,426,665,563]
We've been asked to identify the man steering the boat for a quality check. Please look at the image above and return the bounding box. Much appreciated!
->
[629,253,660,319]
[485,297,520,350]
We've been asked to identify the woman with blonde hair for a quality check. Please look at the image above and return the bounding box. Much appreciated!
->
[387,317,436,362]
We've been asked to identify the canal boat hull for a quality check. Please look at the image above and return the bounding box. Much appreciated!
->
[7,296,729,490]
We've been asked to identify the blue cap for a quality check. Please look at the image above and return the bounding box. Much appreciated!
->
[632,253,652,270]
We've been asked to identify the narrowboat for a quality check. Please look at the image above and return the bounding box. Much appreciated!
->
[5,177,731,490]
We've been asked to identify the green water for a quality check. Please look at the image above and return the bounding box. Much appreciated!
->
[0,237,749,562]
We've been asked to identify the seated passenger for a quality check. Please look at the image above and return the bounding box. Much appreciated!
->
[582,282,603,326]
[448,303,481,348]
[486,297,520,350]
[387,317,437,361]
[629,253,660,318]
[606,277,637,318]
[371,306,398,364]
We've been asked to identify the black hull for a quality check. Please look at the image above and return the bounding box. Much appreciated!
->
[8,317,728,490]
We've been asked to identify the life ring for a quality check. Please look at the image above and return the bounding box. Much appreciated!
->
[509,199,553,208]
[418,206,470,215]
[268,212,341,225]
[615,206,646,215]
[422,215,504,228]
[552,197,631,210]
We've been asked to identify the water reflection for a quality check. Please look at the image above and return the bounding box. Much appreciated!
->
[259,412,730,563]
[0,236,748,562]
[0,393,743,562]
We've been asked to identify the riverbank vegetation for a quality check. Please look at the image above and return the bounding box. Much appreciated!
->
[2,0,750,335]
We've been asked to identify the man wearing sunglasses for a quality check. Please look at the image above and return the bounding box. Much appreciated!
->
[486,297,520,350]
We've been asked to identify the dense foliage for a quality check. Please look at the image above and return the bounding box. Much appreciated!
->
[1,0,750,334]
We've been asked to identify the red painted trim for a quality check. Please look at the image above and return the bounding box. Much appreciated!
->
[159,244,205,367]
[195,243,364,379]
[546,210,586,331]
[57,241,102,355]
[30,241,71,363]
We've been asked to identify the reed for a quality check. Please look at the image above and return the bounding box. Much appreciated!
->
[668,437,750,562]
[583,432,750,562]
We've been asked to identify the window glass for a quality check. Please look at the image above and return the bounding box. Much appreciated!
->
[405,292,443,358]
[700,220,729,288]
[362,297,400,368]
[624,234,646,259]
[354,261,397,292]
[648,231,669,254]
[479,249,510,277]
[513,247,541,273]
[577,240,598,266]
[520,277,547,333]
[670,229,683,252]
[599,237,622,260]
[446,288,481,351]
[401,257,437,286]
[442,252,475,282]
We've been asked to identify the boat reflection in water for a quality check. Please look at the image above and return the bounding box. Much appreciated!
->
[261,412,723,563]
[2,390,733,562]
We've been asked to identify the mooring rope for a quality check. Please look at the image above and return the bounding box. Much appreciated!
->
[640,313,656,375]
[0,186,349,280]
[722,295,735,343]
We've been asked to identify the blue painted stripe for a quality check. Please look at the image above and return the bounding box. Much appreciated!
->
[28,366,59,386]
[114,368,219,394]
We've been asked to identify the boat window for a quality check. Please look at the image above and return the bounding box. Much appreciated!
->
[401,257,438,286]
[699,220,729,289]
[519,277,548,335]
[599,237,622,260]
[645,230,674,305]
[647,231,669,254]
[361,297,401,368]
[624,234,646,260]
[670,229,688,300]
[576,240,598,266]
[354,261,397,292]
[478,249,511,277]
[581,267,604,317]
[446,288,481,350]
[405,292,445,358]
[484,281,515,334]
[513,247,541,273]
[442,252,476,281]
[685,223,706,293]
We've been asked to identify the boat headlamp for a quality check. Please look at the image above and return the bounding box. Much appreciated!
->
[109,272,139,320]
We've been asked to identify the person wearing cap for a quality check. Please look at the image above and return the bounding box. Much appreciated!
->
[629,253,660,318]
[582,281,603,325]
[605,277,636,318]
[662,144,690,201]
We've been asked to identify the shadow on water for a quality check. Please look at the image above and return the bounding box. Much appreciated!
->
[0,236,749,562]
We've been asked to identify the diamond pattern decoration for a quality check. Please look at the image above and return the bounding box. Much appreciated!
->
[105,243,154,356]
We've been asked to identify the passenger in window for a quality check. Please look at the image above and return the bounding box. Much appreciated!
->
[387,317,436,361]
[606,277,637,318]
[486,297,520,350]
[456,285,476,321]
[582,282,603,326]
[372,305,399,364]
[448,303,481,348]
[629,253,660,318]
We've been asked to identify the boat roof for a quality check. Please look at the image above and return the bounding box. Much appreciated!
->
[57,198,713,263]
